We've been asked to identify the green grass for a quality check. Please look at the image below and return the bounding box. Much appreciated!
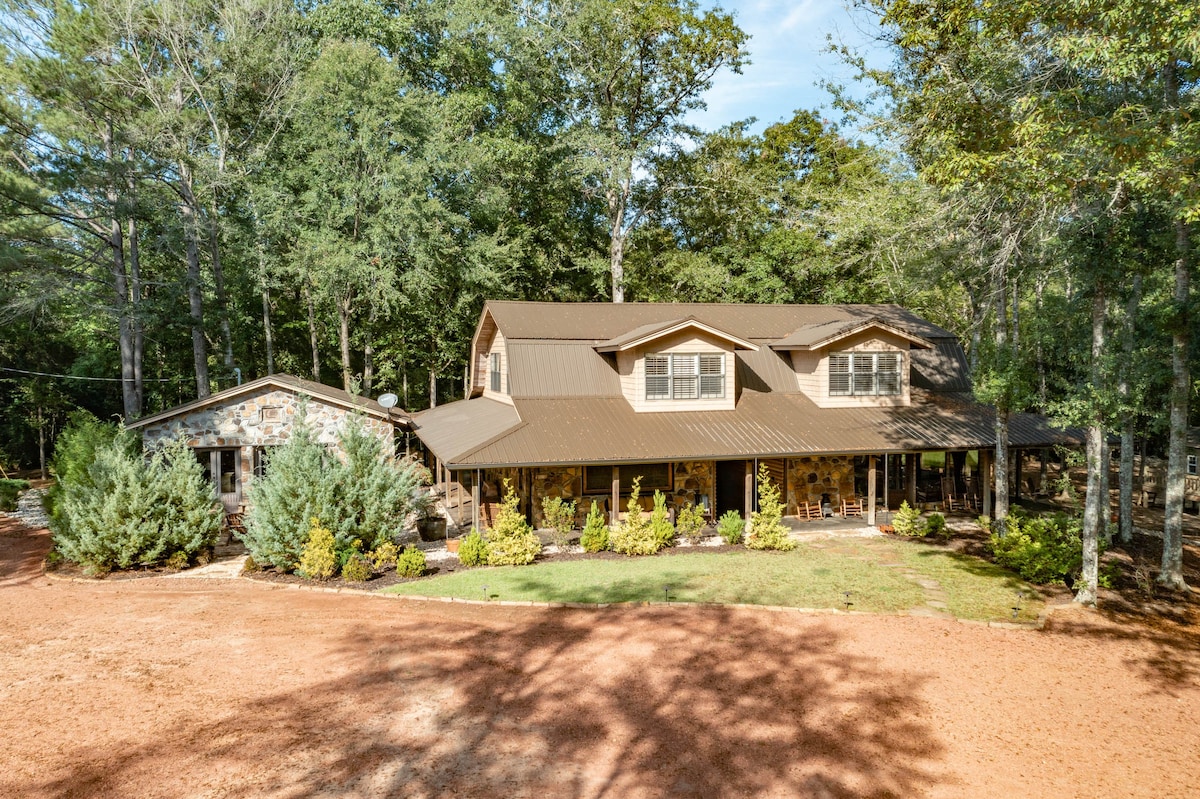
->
[383,540,1042,621]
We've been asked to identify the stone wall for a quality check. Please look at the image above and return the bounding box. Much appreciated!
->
[786,456,856,513]
[529,465,582,527]
[671,460,714,513]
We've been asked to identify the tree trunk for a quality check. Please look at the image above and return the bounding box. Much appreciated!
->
[103,122,139,419]
[262,287,275,375]
[992,257,1010,533]
[1077,279,1107,606]
[1160,217,1191,591]
[127,216,144,415]
[1118,273,1141,544]
[179,161,209,397]
[338,292,353,391]
[37,405,46,480]
[429,367,437,409]
[207,201,235,370]
[606,176,630,303]
[305,283,320,381]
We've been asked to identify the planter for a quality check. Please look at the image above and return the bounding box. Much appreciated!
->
[878,524,895,535]
[417,517,447,541]
[445,537,461,553]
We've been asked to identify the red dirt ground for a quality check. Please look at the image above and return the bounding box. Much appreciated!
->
[2,515,1198,799]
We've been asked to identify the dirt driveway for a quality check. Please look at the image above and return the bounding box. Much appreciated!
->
[2,517,1198,799]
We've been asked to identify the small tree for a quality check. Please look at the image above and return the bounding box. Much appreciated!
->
[332,421,426,550]
[746,463,795,551]
[893,501,927,538]
[649,490,675,548]
[297,517,337,580]
[676,502,706,544]
[486,479,541,565]
[579,500,610,552]
[541,495,577,551]
[612,477,665,555]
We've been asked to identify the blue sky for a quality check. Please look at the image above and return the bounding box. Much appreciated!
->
[690,0,888,134]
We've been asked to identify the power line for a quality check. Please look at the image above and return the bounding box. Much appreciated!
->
[0,366,177,383]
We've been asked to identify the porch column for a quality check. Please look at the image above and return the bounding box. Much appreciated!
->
[1013,449,1022,500]
[867,456,877,526]
[906,454,918,507]
[611,466,620,526]
[455,471,463,527]
[981,449,993,517]
[472,468,481,531]
[744,460,754,521]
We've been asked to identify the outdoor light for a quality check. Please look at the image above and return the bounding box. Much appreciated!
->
[1012,590,1025,619]
[482,584,489,602]
[843,590,853,611]
[663,585,671,603]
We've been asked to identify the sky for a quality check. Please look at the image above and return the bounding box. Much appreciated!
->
[690,0,889,134]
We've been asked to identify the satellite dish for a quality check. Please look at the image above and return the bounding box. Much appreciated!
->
[378,393,399,410]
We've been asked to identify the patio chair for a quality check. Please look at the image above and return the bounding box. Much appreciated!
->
[841,498,864,518]
[797,501,822,521]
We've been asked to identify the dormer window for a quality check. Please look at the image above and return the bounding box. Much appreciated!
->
[489,352,502,393]
[829,352,901,396]
[646,353,724,400]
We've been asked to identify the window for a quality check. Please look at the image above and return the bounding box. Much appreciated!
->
[584,463,673,493]
[645,353,725,400]
[829,352,902,396]
[489,352,501,393]
[1189,455,1197,476]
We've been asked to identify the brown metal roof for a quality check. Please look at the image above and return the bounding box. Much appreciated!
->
[506,342,623,398]
[410,397,523,464]
[486,301,955,342]
[595,317,759,352]
[128,373,399,428]
[417,390,1082,468]
[772,317,933,350]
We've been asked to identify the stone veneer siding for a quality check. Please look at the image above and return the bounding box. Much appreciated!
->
[140,388,393,504]
[786,456,856,513]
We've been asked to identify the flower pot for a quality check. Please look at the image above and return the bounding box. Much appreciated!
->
[445,537,461,553]
[417,517,447,541]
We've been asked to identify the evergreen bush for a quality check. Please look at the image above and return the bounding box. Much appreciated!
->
[51,436,220,573]
[676,502,706,544]
[611,478,664,555]
[541,495,577,550]
[396,544,426,577]
[341,553,371,582]
[0,478,29,512]
[746,463,795,551]
[458,529,489,566]
[893,501,927,537]
[717,510,744,545]
[486,479,541,565]
[579,500,609,552]
[297,517,337,580]
[649,490,675,548]
[241,415,428,572]
[925,512,948,539]
[369,541,399,571]
[989,512,1090,586]
[45,411,129,523]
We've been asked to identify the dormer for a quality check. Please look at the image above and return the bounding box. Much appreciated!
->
[595,318,758,413]
[467,306,514,405]
[772,317,933,408]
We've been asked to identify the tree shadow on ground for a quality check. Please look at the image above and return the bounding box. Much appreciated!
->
[24,603,945,798]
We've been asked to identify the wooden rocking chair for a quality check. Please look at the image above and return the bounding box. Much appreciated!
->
[841,498,864,518]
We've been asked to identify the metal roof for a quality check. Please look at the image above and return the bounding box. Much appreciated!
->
[506,342,623,397]
[416,390,1082,469]
[771,317,934,350]
[127,373,399,428]
[485,301,956,342]
[410,397,523,464]
[594,317,759,352]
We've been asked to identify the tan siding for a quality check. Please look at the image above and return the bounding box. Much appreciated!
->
[481,331,514,406]
[806,332,912,409]
[790,351,821,399]
[625,331,735,412]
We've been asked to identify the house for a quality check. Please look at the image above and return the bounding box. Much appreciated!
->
[411,301,1081,529]
[128,374,400,513]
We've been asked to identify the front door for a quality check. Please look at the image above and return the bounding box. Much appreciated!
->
[196,448,242,513]
[715,460,747,519]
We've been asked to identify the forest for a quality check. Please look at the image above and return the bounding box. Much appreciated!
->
[1,0,1197,594]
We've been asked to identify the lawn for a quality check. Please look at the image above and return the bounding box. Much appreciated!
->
[385,539,1043,622]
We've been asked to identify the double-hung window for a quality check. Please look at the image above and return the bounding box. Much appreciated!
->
[1189,454,1197,476]
[829,352,902,397]
[489,352,502,393]
[645,353,725,400]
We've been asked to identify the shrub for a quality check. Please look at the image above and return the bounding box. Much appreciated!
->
[370,541,399,571]
[242,555,261,574]
[717,510,745,545]
[0,478,29,512]
[989,512,1090,586]
[649,490,675,548]
[541,495,577,551]
[893,501,927,537]
[242,414,428,571]
[676,502,706,544]
[611,478,663,556]
[746,464,795,551]
[486,480,541,565]
[51,436,221,572]
[925,512,947,539]
[458,529,489,566]
[396,544,426,578]
[166,551,189,571]
[579,500,609,552]
[341,553,372,582]
[45,412,130,523]
[297,517,337,580]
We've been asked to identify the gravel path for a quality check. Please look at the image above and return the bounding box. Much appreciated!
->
[2,515,1198,798]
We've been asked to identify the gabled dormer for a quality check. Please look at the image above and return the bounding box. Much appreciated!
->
[595,318,758,413]
[467,306,514,405]
[772,317,933,408]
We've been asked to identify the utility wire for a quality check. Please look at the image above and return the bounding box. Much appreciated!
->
[0,366,176,382]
